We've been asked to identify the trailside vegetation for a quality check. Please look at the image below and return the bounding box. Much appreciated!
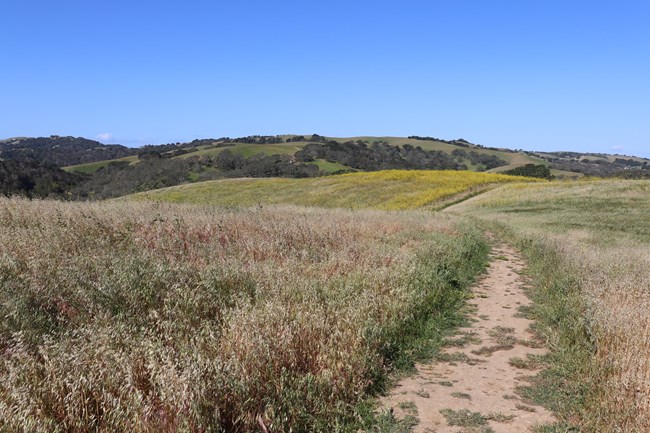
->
[0,198,488,432]
[452,180,650,431]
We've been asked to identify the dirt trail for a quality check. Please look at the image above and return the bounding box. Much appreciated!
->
[381,243,555,432]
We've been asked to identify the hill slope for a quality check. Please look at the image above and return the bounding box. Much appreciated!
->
[0,159,81,198]
[129,170,540,210]
[0,136,136,166]
[3,134,649,200]
[63,134,650,180]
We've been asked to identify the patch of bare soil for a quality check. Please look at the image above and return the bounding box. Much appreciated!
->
[380,243,555,433]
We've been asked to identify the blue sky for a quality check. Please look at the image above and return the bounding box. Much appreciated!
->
[1,1,649,157]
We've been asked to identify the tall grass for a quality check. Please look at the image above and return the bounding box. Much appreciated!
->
[0,197,488,432]
[129,170,540,210]
[451,180,650,432]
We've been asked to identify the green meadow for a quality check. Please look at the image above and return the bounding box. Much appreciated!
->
[63,155,139,174]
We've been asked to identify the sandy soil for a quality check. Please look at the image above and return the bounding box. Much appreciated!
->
[380,243,555,432]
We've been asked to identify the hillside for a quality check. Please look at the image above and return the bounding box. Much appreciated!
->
[0,136,136,166]
[129,170,540,210]
[524,150,649,177]
[0,159,81,198]
[64,134,650,179]
[2,133,649,199]
[67,135,533,174]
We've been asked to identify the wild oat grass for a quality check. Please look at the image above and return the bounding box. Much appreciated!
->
[128,170,540,211]
[452,179,650,432]
[0,197,487,432]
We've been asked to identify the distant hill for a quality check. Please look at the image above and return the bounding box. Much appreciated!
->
[0,158,82,198]
[2,133,650,200]
[523,150,649,177]
[0,136,136,166]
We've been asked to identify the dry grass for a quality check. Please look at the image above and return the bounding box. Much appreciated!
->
[0,197,488,432]
[451,179,650,431]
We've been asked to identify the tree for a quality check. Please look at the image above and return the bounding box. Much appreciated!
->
[503,164,553,180]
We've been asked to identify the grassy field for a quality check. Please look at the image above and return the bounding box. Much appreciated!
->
[0,198,488,432]
[548,168,585,179]
[130,170,540,210]
[4,168,647,431]
[62,155,139,174]
[448,179,650,431]
[309,159,352,173]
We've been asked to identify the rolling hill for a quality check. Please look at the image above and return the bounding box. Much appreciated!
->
[62,135,539,175]
[0,136,136,166]
[2,133,649,199]
[58,134,648,179]
[129,170,541,210]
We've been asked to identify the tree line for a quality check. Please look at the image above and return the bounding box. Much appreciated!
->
[0,136,135,166]
[296,140,464,171]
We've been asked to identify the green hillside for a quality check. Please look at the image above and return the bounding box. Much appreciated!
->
[173,142,301,159]
[64,135,545,175]
[62,142,351,175]
[57,135,649,182]
[63,155,139,174]
[37,134,650,201]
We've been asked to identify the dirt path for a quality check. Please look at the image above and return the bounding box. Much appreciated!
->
[381,243,555,432]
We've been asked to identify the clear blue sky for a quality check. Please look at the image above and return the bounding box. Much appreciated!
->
[1,1,649,157]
